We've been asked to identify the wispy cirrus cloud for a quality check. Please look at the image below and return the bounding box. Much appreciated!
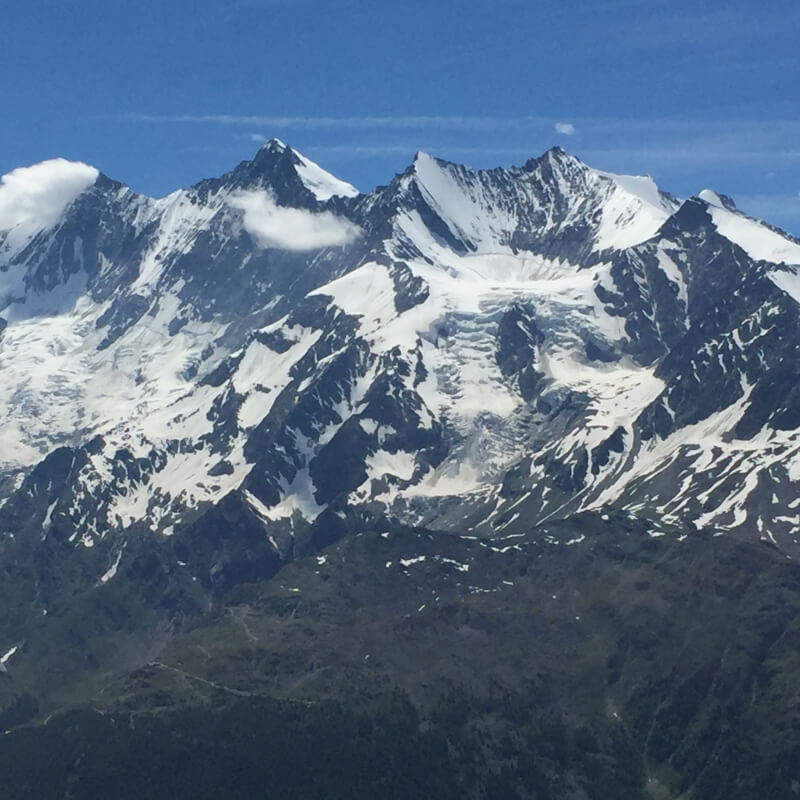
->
[124,112,554,131]
[125,112,800,143]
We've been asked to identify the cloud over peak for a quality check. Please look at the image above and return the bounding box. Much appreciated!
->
[0,159,99,241]
[229,189,361,250]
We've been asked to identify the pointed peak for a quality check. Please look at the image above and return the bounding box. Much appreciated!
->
[224,139,358,201]
[546,145,569,159]
[411,150,447,169]
[258,137,288,155]
[401,150,455,184]
[522,146,586,174]
[248,137,299,172]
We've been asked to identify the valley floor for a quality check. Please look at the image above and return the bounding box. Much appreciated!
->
[0,514,798,799]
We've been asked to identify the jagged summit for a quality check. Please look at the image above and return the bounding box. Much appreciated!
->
[258,137,288,153]
[186,139,359,204]
[521,144,582,171]
[247,138,359,200]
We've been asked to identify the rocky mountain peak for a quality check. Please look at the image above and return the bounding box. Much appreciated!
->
[258,137,288,154]
[520,145,589,178]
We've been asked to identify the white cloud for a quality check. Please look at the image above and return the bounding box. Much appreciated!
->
[248,133,267,143]
[229,189,361,250]
[0,159,99,241]
[554,122,576,136]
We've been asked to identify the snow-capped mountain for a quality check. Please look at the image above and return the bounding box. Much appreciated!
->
[1,139,799,593]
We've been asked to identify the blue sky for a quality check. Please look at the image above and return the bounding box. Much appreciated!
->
[2,0,799,232]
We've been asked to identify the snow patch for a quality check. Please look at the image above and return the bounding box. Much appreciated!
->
[294,152,359,201]
[593,170,677,251]
[100,549,123,584]
[700,194,800,265]
[768,267,800,306]
[366,449,417,482]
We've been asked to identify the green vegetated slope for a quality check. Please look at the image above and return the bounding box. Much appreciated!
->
[1,513,799,799]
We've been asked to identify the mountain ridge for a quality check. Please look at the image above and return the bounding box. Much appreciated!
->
[0,142,799,796]
[0,143,798,555]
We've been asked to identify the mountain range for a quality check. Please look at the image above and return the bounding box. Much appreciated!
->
[0,140,799,798]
